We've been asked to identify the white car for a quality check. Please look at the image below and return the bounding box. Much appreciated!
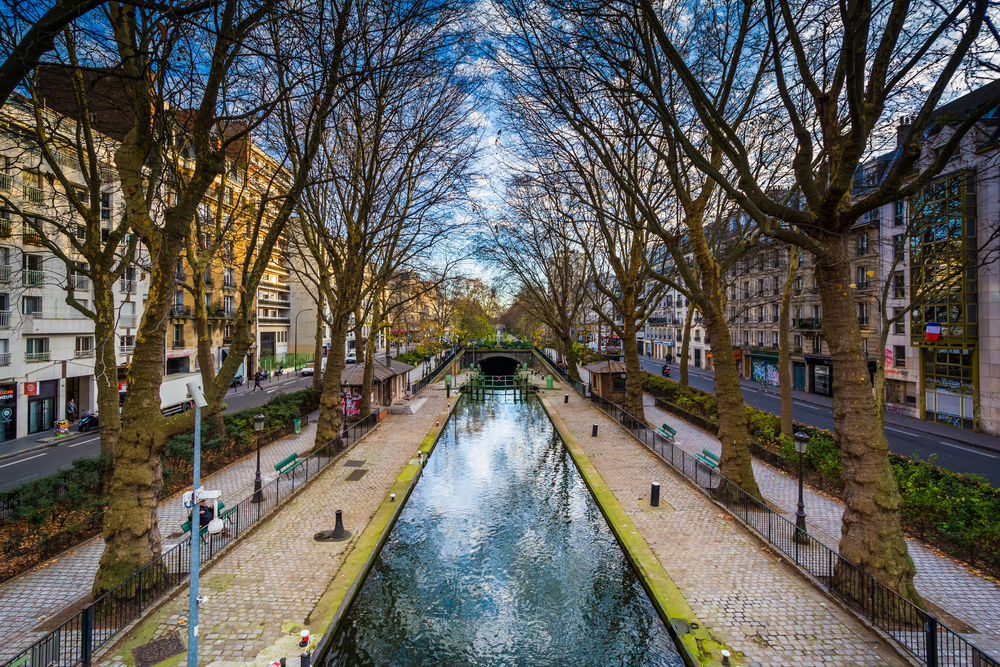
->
[301,362,315,376]
[345,353,357,364]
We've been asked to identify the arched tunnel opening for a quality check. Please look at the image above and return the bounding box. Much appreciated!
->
[478,356,519,377]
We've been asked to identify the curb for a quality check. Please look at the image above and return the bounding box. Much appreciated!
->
[538,395,735,667]
[0,441,58,462]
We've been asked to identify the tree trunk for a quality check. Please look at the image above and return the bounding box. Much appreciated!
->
[359,330,376,417]
[315,316,349,447]
[778,249,801,439]
[92,274,121,495]
[702,308,761,499]
[679,306,693,386]
[816,254,921,607]
[620,317,645,422]
[313,296,325,394]
[560,330,581,381]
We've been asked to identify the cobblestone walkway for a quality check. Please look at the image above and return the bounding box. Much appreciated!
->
[541,383,908,667]
[0,411,367,663]
[640,393,1000,661]
[98,385,455,667]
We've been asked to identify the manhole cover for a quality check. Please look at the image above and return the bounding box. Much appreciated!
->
[314,529,353,542]
[344,460,365,467]
[345,469,368,481]
[132,632,184,667]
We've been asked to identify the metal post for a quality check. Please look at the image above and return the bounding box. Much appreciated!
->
[187,403,202,667]
[81,603,94,667]
[795,449,808,543]
[592,424,598,437]
[251,435,264,503]
[650,482,660,507]
[925,615,939,667]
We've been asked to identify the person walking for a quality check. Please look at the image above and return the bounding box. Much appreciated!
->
[253,371,263,392]
[66,397,78,423]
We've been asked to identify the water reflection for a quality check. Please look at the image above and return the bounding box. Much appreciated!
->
[322,394,682,666]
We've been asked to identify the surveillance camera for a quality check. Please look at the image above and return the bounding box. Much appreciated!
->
[186,381,208,408]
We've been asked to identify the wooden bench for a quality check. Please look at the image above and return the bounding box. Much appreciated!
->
[181,502,232,540]
[694,449,720,469]
[275,453,305,475]
[656,423,677,442]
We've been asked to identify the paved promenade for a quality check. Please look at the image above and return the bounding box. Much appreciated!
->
[96,385,454,667]
[639,393,1000,661]
[541,381,909,667]
[0,411,365,664]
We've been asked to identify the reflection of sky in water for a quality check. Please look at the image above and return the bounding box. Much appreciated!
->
[322,395,682,667]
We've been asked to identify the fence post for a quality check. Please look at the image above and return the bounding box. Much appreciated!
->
[81,603,95,667]
[925,615,938,667]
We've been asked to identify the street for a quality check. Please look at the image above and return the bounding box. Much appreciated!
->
[636,357,1000,486]
[0,373,316,493]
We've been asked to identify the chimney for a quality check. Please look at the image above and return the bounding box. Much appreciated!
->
[897,116,912,148]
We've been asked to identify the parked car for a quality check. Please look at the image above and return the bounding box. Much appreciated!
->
[301,362,315,376]
[345,353,357,364]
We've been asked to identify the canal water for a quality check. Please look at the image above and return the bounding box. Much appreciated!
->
[321,393,683,666]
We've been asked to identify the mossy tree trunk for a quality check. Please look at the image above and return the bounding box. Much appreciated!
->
[679,306,693,386]
[316,315,350,446]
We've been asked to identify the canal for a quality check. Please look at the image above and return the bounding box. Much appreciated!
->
[321,392,683,666]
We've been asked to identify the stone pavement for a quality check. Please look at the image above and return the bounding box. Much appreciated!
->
[0,411,364,664]
[97,384,456,667]
[540,380,909,667]
[639,393,1000,662]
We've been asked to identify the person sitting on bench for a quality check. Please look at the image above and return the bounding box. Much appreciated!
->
[191,499,230,537]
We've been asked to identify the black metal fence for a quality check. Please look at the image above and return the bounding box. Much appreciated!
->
[532,347,588,395]
[410,347,461,395]
[0,410,386,667]
[580,388,998,667]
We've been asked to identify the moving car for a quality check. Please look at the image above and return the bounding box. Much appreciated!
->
[301,362,315,376]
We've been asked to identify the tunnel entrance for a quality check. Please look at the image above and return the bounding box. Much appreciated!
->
[478,356,519,377]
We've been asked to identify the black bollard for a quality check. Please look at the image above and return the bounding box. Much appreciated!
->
[279,658,286,667]
[301,653,311,667]
[446,383,451,398]
[592,424,598,437]
[564,394,569,403]
[650,482,660,508]
[332,510,345,539]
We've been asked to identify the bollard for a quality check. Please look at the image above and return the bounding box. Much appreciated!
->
[279,658,286,667]
[564,394,569,403]
[446,383,451,398]
[390,493,396,502]
[592,424,598,437]
[650,482,660,507]
[299,629,310,648]
[720,649,731,666]
[300,653,311,667]
[332,510,346,539]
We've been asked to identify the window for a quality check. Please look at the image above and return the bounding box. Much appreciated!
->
[756,305,764,322]
[224,267,236,288]
[75,336,94,358]
[205,292,213,308]
[22,295,42,315]
[757,279,764,296]
[612,376,625,392]
[856,266,869,288]
[224,325,232,339]
[858,302,869,329]
[743,281,749,299]
[894,200,905,227]
[224,295,235,315]
[812,336,822,354]
[173,324,184,347]
[894,345,906,368]
[773,275,782,295]
[893,272,905,298]
[174,290,184,307]
[100,192,111,220]
[26,337,49,361]
[894,307,905,334]
[794,334,802,349]
[175,258,185,282]
[757,331,765,347]
[224,241,235,260]
[772,331,779,348]
[794,276,803,293]
[812,305,822,320]
[893,234,905,261]
[743,331,750,346]
[857,234,869,255]
[771,304,779,323]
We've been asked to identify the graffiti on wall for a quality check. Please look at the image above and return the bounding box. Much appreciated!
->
[751,359,780,386]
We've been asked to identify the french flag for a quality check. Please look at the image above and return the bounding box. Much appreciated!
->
[926,322,942,341]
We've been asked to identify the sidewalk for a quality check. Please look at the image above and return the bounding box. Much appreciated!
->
[0,411,354,663]
[640,392,1000,662]
[97,384,455,667]
[540,379,907,667]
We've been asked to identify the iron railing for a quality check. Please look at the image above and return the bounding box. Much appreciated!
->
[532,347,587,395]
[410,347,461,395]
[0,410,387,667]
[579,385,999,667]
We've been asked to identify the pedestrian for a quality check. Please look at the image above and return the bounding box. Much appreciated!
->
[66,397,78,423]
[253,371,263,392]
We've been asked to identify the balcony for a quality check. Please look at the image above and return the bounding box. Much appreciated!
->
[22,184,43,204]
[70,274,90,291]
[119,344,134,355]
[0,310,9,329]
[257,315,290,325]
[257,295,290,307]
[170,305,192,318]
[0,353,9,366]
[0,265,9,283]
[0,222,10,240]
[209,306,237,319]
[172,338,186,349]
[74,349,95,358]
[23,231,45,246]
[796,317,822,330]
[26,351,50,362]
[855,280,870,290]
[23,269,44,287]
[0,172,11,191]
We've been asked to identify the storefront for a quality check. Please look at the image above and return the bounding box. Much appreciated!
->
[0,384,15,441]
[921,347,976,431]
[26,379,58,434]
[804,355,833,397]
[748,351,780,386]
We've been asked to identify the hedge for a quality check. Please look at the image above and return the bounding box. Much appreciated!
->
[640,371,1000,576]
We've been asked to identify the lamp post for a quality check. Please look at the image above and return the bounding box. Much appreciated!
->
[184,382,209,667]
[293,309,314,372]
[251,413,266,503]
[793,431,810,543]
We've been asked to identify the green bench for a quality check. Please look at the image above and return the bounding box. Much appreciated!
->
[656,423,677,442]
[181,502,235,540]
[694,448,720,469]
[275,453,305,475]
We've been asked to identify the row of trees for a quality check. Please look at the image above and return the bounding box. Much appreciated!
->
[481,0,1000,606]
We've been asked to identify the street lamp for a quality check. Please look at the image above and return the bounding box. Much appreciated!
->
[251,413,266,503]
[793,431,810,543]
